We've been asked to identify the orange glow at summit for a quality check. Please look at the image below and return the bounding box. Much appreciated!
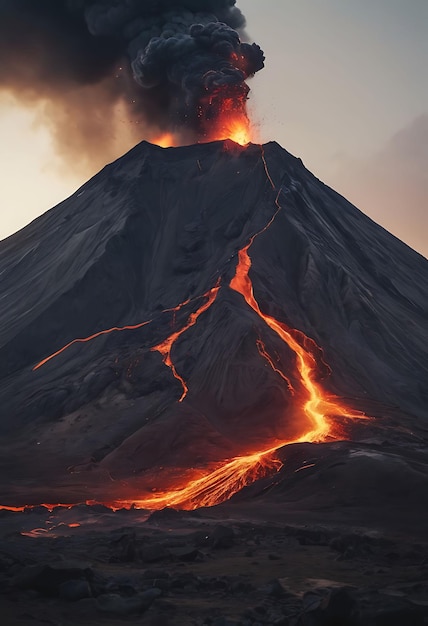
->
[152,132,175,148]
[203,105,253,146]
[152,114,253,148]
[152,94,255,148]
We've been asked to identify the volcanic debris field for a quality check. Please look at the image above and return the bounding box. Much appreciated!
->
[0,140,428,624]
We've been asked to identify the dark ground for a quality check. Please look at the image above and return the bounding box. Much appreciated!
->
[1,436,428,625]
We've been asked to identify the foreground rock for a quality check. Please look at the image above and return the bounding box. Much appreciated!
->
[1,506,428,625]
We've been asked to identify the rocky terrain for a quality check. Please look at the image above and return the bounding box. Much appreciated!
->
[1,493,428,625]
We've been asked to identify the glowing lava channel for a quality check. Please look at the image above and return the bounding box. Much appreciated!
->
[100,452,283,511]
[33,320,153,371]
[230,239,352,442]
[229,148,363,442]
[211,102,252,146]
[151,282,220,402]
[152,133,175,148]
[256,339,294,394]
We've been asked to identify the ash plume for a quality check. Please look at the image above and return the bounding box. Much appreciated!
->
[0,1,264,171]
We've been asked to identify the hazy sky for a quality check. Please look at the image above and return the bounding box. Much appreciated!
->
[0,0,427,257]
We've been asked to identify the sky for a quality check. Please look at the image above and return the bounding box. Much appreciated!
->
[0,0,427,257]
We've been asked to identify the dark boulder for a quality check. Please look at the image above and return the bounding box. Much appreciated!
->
[13,563,93,597]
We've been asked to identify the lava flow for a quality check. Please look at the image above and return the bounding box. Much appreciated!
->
[230,232,356,443]
[33,320,153,371]
[256,338,295,394]
[228,146,364,443]
[33,287,218,374]
[151,282,220,402]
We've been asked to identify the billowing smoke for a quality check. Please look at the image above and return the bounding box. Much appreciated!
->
[0,0,264,171]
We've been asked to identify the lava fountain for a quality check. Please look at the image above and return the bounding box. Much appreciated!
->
[200,90,253,146]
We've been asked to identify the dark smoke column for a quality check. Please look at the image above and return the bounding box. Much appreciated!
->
[129,14,265,141]
[0,0,265,150]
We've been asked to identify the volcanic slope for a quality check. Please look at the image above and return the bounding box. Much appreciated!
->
[0,140,427,505]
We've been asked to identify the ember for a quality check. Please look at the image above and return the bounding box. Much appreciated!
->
[200,92,253,146]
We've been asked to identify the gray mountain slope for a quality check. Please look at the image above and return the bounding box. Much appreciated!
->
[0,139,427,500]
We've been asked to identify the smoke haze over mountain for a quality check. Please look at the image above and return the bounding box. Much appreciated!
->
[0,0,263,170]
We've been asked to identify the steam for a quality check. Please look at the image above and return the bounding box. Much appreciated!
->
[0,1,264,171]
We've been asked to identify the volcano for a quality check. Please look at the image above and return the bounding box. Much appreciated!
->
[0,139,427,511]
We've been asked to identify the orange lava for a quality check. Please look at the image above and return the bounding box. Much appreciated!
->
[256,339,294,394]
[202,96,253,146]
[207,115,252,146]
[33,289,217,372]
[151,282,220,401]
[33,320,153,371]
[0,503,72,512]
[230,241,354,443]
[219,112,252,146]
[100,452,283,511]
[227,145,365,444]
[0,505,27,512]
[152,133,175,148]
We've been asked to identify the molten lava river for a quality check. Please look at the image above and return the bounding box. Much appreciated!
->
[0,141,368,515]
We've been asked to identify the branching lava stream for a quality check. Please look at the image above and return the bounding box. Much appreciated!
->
[151,282,220,402]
